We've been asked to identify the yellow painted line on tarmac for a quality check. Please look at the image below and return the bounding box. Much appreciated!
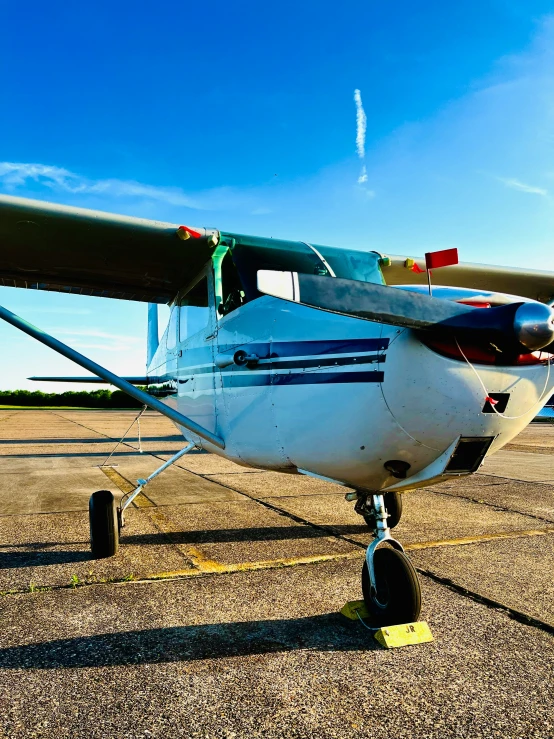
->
[99,466,155,507]
[101,461,554,578]
[146,549,365,580]
[99,466,134,493]
[146,509,366,578]
[405,526,554,551]
[142,528,554,582]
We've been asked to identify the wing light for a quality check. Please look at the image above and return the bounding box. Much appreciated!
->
[177,225,203,240]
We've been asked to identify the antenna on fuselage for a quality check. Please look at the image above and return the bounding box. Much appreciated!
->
[147,303,159,367]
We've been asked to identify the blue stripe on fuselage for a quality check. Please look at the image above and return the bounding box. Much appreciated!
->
[224,338,389,360]
[188,352,385,375]
[198,370,384,389]
[152,339,389,386]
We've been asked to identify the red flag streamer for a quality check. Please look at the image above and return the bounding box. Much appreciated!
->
[423,248,459,296]
[425,248,459,270]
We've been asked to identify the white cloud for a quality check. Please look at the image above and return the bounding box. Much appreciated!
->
[0,162,275,214]
[0,162,74,188]
[496,176,548,196]
[354,90,370,188]
[0,161,203,209]
[354,89,367,159]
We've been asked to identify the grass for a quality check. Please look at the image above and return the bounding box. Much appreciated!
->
[0,406,141,410]
[0,405,91,409]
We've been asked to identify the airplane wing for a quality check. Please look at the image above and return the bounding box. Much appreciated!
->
[0,194,218,303]
[382,255,554,304]
[1,193,552,305]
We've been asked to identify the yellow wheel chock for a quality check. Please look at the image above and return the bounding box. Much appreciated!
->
[340,600,434,649]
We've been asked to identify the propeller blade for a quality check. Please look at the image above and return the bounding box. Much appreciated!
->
[257,270,554,353]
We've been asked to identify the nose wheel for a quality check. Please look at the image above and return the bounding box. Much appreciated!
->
[359,493,421,626]
[362,547,421,625]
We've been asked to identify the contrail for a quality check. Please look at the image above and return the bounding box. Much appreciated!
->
[354,89,366,159]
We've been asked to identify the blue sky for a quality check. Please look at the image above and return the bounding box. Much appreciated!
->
[0,2,553,390]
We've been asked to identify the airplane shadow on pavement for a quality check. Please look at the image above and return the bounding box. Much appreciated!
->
[0,548,91,568]
[123,525,370,546]
[0,523,370,568]
[0,614,379,669]
[0,436,186,445]
[0,450,185,458]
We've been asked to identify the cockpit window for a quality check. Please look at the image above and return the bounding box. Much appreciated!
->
[218,251,246,317]
[228,237,385,300]
[230,237,333,301]
[312,244,385,286]
[178,275,210,342]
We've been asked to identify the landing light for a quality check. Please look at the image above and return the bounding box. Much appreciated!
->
[384,460,411,479]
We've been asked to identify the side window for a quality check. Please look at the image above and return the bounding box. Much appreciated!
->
[179,276,210,342]
[166,306,179,351]
[218,251,247,317]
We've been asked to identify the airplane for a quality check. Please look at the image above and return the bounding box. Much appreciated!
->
[0,192,553,627]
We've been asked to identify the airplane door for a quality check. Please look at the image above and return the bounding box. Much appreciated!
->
[175,266,217,438]
[150,303,179,382]
[165,304,180,372]
[213,251,284,467]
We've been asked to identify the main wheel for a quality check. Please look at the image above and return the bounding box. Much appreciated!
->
[363,491,403,529]
[362,547,421,626]
[89,490,119,559]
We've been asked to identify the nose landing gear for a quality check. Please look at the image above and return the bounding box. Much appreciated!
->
[357,492,421,626]
[357,490,403,529]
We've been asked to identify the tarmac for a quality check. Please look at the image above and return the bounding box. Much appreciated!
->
[0,409,553,738]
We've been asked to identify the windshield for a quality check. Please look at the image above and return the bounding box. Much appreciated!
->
[226,235,385,301]
[311,244,385,285]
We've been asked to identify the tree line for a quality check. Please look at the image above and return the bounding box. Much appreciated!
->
[1,387,552,409]
[0,389,143,408]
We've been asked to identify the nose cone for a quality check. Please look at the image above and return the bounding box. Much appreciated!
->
[380,326,553,454]
[514,302,554,351]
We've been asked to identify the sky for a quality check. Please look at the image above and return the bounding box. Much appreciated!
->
[0,1,553,390]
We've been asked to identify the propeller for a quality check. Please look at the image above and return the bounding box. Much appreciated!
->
[257,270,554,354]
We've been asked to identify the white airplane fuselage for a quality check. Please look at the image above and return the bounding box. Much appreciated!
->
[148,288,553,493]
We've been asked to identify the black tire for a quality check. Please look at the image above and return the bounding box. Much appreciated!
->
[363,491,403,529]
[362,547,421,626]
[89,490,119,559]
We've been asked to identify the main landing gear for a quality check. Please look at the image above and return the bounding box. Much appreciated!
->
[354,492,421,626]
[88,442,196,559]
[89,490,119,559]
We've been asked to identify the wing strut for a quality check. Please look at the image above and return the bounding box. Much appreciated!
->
[0,303,225,450]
